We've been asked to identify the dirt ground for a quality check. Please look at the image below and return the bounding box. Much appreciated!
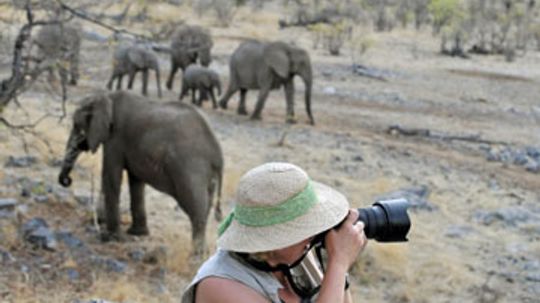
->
[0,2,539,303]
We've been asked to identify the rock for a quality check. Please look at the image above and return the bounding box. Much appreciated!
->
[21,217,48,234]
[0,198,17,218]
[512,151,529,166]
[91,256,128,273]
[26,226,57,251]
[34,195,50,203]
[19,178,52,197]
[82,30,109,43]
[72,300,121,303]
[0,198,17,210]
[21,217,57,250]
[376,185,436,211]
[48,158,64,167]
[352,155,364,162]
[0,248,16,263]
[128,249,145,262]
[526,273,540,282]
[75,195,92,207]
[5,155,37,168]
[144,246,167,265]
[323,86,337,95]
[56,231,84,250]
[526,146,540,161]
[53,187,73,203]
[525,161,540,173]
[444,225,475,238]
[66,268,80,281]
[105,259,127,273]
[474,207,538,226]
[486,149,500,162]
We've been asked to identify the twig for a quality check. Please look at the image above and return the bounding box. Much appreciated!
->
[387,124,509,145]
[0,114,49,129]
[56,0,152,42]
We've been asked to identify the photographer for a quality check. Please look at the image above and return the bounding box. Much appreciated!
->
[181,162,368,303]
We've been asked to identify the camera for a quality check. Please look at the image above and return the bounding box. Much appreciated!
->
[357,198,411,242]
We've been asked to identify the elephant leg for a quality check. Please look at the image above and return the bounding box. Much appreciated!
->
[199,89,208,106]
[209,88,218,109]
[191,88,197,105]
[218,83,238,110]
[106,73,116,90]
[251,86,271,120]
[284,80,297,124]
[179,85,188,101]
[127,71,136,90]
[238,89,248,115]
[127,172,148,236]
[166,61,178,90]
[101,149,124,241]
[171,162,211,256]
[116,74,124,90]
[142,69,149,96]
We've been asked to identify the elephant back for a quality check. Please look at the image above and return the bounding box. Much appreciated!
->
[170,25,213,65]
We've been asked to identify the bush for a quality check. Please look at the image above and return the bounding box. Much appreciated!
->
[192,0,245,26]
[309,21,352,56]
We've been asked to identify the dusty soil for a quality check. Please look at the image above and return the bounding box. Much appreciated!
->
[0,2,539,303]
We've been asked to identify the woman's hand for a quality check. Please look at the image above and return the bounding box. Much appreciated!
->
[324,209,368,272]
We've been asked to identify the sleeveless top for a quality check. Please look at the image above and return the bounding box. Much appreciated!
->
[181,249,283,303]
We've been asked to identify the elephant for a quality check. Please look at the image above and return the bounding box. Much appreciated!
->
[166,25,213,91]
[58,91,223,255]
[218,40,314,125]
[180,65,222,109]
[34,23,81,85]
[106,44,162,98]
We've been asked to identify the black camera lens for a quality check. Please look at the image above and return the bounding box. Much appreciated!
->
[357,198,411,242]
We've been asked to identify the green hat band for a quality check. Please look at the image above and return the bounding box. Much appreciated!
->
[218,181,317,236]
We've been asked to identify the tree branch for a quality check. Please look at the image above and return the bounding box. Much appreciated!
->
[387,124,508,146]
[55,0,152,42]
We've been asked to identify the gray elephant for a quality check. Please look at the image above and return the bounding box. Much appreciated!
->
[166,25,213,91]
[180,65,222,108]
[34,23,81,85]
[218,40,314,125]
[106,44,162,98]
[58,91,223,254]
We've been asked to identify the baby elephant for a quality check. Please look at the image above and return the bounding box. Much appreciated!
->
[107,44,162,98]
[180,65,221,108]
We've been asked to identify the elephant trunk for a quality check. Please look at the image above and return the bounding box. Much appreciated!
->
[155,66,162,98]
[58,131,84,187]
[302,76,314,125]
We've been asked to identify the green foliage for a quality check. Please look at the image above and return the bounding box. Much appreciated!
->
[308,21,352,56]
[428,0,465,33]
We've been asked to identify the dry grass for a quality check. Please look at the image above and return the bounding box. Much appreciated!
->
[1,1,539,302]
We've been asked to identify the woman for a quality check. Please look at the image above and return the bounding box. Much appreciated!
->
[182,162,367,303]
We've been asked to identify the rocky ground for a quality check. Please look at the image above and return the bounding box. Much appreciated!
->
[0,2,539,303]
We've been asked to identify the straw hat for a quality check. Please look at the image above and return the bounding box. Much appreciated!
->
[218,162,349,253]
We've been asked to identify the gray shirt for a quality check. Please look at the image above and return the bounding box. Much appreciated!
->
[181,249,283,303]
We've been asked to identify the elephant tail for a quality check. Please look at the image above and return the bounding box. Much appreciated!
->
[212,165,223,222]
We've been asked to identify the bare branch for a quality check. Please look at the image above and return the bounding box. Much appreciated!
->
[387,125,508,146]
[0,114,50,130]
[55,0,152,42]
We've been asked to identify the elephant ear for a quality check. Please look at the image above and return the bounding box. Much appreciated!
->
[264,43,290,79]
[127,48,146,69]
[87,94,113,153]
